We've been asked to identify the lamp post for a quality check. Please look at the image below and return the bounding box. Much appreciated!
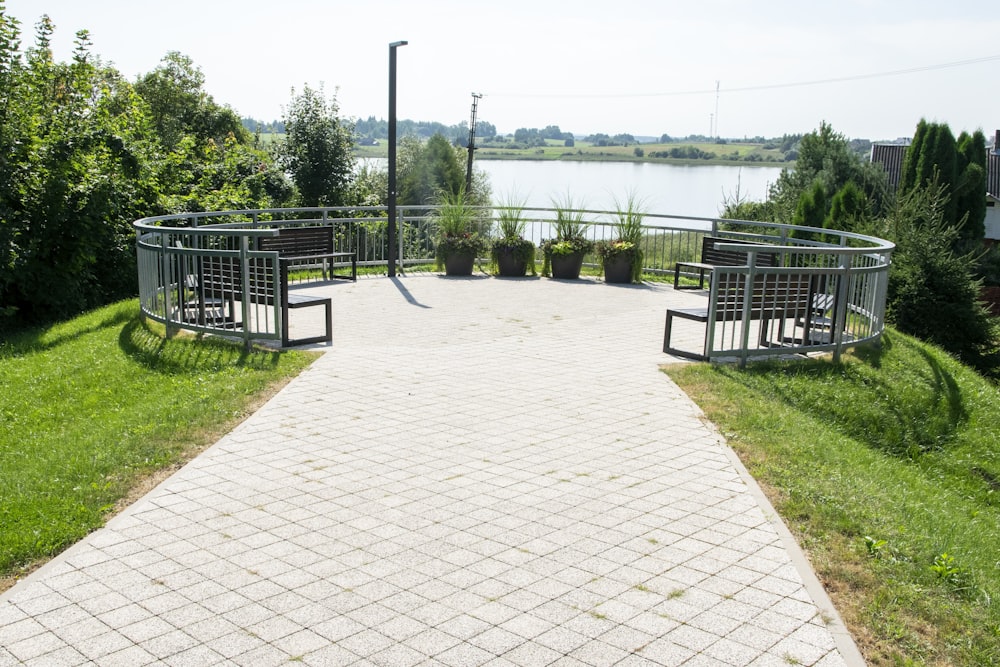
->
[387,40,407,278]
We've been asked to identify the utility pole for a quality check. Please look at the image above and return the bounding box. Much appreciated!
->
[465,93,482,193]
[714,80,720,139]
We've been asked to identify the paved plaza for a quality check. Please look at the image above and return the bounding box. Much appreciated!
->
[0,274,864,666]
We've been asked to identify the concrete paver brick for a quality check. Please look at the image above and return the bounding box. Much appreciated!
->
[0,276,862,666]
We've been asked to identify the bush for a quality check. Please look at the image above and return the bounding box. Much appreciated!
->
[883,183,997,366]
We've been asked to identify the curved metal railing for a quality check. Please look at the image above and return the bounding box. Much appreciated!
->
[134,206,893,359]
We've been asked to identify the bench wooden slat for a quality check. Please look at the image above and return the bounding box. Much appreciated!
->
[258,226,357,282]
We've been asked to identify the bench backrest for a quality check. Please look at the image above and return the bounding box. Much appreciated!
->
[701,236,778,268]
[710,269,815,323]
[258,226,334,257]
[200,255,277,306]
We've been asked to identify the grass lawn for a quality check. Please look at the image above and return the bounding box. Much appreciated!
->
[665,330,1000,665]
[0,300,316,589]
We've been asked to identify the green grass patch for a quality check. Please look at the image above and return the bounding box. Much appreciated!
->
[665,330,1000,665]
[0,300,316,582]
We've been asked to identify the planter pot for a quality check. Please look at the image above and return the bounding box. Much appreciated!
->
[603,252,634,284]
[495,248,528,277]
[444,252,475,276]
[549,251,585,280]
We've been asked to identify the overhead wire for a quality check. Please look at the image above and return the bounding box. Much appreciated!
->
[486,54,1000,100]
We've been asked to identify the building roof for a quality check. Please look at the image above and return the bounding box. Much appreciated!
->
[870,144,908,191]
[871,142,1000,197]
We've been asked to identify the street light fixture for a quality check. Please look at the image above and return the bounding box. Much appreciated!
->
[387,40,407,278]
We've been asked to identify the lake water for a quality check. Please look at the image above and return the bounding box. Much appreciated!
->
[475,160,784,219]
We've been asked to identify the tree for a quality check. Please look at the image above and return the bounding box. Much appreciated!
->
[899,120,987,242]
[825,181,869,233]
[0,15,161,325]
[280,84,355,207]
[135,51,247,151]
[398,134,465,206]
[882,180,996,365]
[792,179,827,237]
[955,129,987,241]
[769,121,887,224]
[475,119,496,140]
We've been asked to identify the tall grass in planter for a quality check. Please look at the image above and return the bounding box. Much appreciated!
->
[433,188,487,274]
[540,194,593,278]
[490,194,536,276]
[596,192,646,284]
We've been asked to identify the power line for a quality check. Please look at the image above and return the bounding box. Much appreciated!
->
[488,54,1000,100]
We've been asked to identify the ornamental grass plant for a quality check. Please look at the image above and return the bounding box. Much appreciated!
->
[433,187,487,270]
[595,192,647,283]
[540,193,593,276]
[490,193,536,276]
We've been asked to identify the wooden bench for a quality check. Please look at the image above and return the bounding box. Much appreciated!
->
[258,226,357,282]
[673,236,778,289]
[198,254,332,347]
[663,269,817,361]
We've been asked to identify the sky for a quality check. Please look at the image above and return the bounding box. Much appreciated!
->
[5,0,1000,142]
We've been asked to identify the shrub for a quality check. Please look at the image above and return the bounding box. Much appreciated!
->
[883,182,997,366]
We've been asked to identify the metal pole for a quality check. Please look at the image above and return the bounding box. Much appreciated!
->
[387,40,407,278]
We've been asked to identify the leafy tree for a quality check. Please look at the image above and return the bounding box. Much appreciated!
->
[159,132,292,212]
[398,133,465,205]
[475,119,496,140]
[135,51,289,213]
[135,51,248,151]
[347,160,388,207]
[280,84,355,207]
[769,121,887,224]
[0,14,160,325]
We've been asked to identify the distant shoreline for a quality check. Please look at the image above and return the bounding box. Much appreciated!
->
[353,148,792,169]
[473,153,789,168]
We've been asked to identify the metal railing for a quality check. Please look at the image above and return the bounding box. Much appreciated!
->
[134,206,893,358]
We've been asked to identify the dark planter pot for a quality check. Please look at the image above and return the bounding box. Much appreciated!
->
[603,252,634,284]
[549,251,585,279]
[495,248,528,277]
[444,252,475,276]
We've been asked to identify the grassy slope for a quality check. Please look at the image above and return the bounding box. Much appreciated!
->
[0,301,315,584]
[665,330,1000,665]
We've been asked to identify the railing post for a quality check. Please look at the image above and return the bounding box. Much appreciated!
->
[738,251,759,368]
[397,209,405,275]
[831,252,852,362]
[160,232,175,338]
[239,235,252,350]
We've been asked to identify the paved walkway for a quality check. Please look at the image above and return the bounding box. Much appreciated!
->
[0,275,863,666]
